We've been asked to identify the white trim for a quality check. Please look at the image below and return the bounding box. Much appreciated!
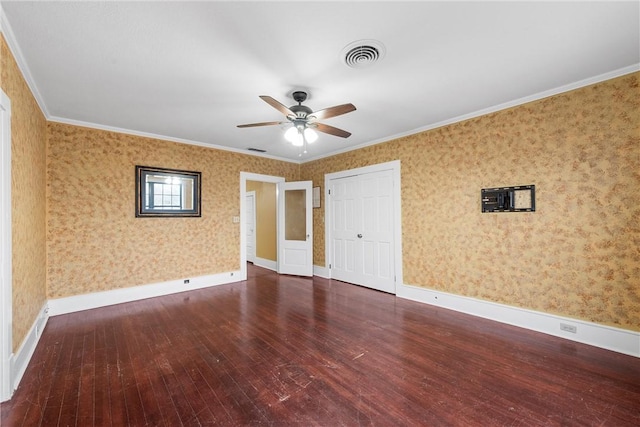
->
[302,64,640,163]
[10,303,48,398]
[2,2,636,167]
[4,0,636,168]
[240,172,285,282]
[398,284,640,358]
[0,8,50,118]
[1,6,297,165]
[48,270,242,316]
[0,89,12,402]
[252,257,276,272]
[49,117,296,164]
[246,190,257,263]
[323,160,403,293]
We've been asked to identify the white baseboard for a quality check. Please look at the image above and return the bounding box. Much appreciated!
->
[398,283,640,357]
[48,270,242,316]
[253,257,276,272]
[11,302,49,394]
[313,264,330,279]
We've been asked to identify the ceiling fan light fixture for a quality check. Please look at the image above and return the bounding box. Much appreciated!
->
[284,126,304,146]
[304,127,318,143]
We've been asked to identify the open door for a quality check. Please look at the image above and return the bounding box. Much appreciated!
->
[277,181,313,276]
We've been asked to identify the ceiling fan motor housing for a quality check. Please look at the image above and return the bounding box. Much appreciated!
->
[290,91,312,118]
[292,91,308,103]
[290,104,312,118]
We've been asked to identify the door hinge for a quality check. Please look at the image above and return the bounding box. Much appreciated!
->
[329,264,332,269]
[328,189,331,195]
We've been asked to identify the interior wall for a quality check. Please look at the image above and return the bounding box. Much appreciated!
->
[0,35,47,352]
[246,180,277,262]
[46,122,298,299]
[301,72,640,332]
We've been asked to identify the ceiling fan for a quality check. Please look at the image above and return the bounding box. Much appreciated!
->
[237,91,356,147]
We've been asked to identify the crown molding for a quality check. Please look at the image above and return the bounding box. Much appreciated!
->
[48,116,298,164]
[303,64,640,163]
[1,5,298,165]
[2,2,636,166]
[0,5,50,118]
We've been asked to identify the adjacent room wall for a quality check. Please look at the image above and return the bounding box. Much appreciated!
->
[246,180,277,262]
[0,35,47,352]
[301,72,640,332]
[46,122,298,299]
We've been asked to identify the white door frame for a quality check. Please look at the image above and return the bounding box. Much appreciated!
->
[324,160,403,291]
[1,89,13,402]
[239,172,284,281]
[245,190,257,263]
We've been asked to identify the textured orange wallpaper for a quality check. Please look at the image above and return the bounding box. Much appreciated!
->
[47,123,298,299]
[1,36,48,352]
[301,72,640,331]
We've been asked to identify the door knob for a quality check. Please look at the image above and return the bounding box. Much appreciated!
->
[357,234,363,238]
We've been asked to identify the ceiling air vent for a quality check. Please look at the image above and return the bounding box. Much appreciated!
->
[247,148,266,153]
[342,39,386,68]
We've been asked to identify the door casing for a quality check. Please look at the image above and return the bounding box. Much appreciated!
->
[239,172,285,280]
[1,89,13,402]
[245,191,256,263]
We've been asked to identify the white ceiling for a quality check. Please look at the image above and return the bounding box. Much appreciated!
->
[1,1,638,162]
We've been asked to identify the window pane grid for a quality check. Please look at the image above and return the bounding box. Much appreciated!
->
[146,182,183,210]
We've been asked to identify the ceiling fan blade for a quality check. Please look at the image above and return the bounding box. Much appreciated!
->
[259,95,295,117]
[308,103,356,121]
[314,122,352,138]
[237,121,283,128]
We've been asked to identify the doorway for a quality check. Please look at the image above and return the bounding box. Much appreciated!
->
[324,160,402,294]
[240,173,313,279]
[245,191,256,264]
[240,173,284,281]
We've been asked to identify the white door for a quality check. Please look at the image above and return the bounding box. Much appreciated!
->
[245,191,256,263]
[277,181,313,277]
[330,169,395,293]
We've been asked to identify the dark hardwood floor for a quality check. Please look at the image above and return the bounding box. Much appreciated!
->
[2,264,639,426]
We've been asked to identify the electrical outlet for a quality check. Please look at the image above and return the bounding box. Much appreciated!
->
[184,279,190,285]
[560,323,577,333]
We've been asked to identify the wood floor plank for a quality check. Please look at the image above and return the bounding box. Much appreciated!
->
[92,323,111,427]
[2,264,639,426]
[103,308,130,426]
[74,328,96,426]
